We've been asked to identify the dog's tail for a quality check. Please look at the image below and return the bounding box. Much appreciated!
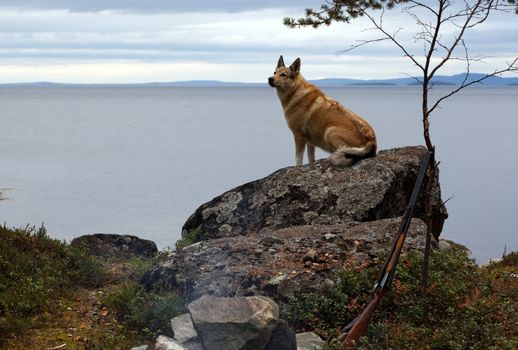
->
[342,141,377,158]
[330,141,377,166]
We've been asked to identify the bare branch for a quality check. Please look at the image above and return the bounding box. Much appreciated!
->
[428,0,497,81]
[360,8,425,71]
[336,36,392,54]
[405,0,439,17]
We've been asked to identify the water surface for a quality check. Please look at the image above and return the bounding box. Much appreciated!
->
[1,86,516,263]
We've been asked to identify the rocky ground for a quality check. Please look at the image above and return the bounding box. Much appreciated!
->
[142,218,429,306]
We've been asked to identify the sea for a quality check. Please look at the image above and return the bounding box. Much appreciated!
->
[1,85,517,264]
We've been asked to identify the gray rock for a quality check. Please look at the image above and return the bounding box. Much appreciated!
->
[71,233,157,258]
[180,340,204,350]
[438,240,453,250]
[303,249,318,262]
[182,146,447,242]
[188,295,279,350]
[264,319,297,350]
[438,239,469,252]
[129,345,150,350]
[296,332,324,350]
[142,218,429,305]
[155,335,189,350]
[171,313,198,343]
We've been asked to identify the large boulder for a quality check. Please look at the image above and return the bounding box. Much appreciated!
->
[142,146,448,321]
[182,146,447,242]
[142,218,428,304]
[71,233,158,258]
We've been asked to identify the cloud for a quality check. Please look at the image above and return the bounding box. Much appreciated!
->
[0,8,377,61]
[0,0,317,13]
[0,2,516,83]
[0,57,423,84]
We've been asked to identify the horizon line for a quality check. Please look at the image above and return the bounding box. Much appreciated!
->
[1,72,517,86]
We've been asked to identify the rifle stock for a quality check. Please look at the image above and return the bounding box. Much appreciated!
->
[340,292,383,349]
[341,151,432,348]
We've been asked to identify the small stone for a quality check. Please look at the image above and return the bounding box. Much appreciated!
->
[303,249,317,262]
[171,314,198,343]
[268,273,288,286]
[218,224,233,234]
[438,240,452,250]
[130,345,150,350]
[315,254,327,263]
[155,335,188,350]
[260,236,284,246]
[303,211,319,223]
[323,278,335,290]
[324,233,336,240]
[296,332,325,350]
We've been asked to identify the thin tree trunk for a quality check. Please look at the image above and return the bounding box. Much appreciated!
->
[421,150,435,288]
[421,78,434,289]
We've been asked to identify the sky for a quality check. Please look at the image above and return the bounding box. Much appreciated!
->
[0,0,517,83]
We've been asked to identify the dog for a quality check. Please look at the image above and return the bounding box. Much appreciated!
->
[268,55,377,167]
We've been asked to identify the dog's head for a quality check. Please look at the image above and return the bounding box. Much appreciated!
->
[268,55,301,89]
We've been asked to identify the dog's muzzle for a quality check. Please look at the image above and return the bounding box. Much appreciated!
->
[268,77,276,87]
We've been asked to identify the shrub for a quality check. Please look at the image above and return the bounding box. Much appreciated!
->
[0,224,104,342]
[103,282,185,339]
[175,228,209,250]
[283,248,518,349]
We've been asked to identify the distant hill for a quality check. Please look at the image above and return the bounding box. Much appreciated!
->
[2,73,517,87]
[310,73,518,87]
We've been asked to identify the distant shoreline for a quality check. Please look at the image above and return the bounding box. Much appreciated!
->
[1,73,518,88]
[2,83,518,88]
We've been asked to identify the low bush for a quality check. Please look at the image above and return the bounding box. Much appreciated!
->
[0,224,103,342]
[283,248,518,349]
[103,282,185,339]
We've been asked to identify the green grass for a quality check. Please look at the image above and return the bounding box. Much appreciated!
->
[283,249,518,350]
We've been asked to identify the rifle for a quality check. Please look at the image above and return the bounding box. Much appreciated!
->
[339,151,432,349]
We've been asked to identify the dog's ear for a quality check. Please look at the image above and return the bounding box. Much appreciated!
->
[277,55,285,69]
[290,58,301,74]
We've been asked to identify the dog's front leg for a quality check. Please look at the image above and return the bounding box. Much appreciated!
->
[294,134,306,166]
[307,144,316,165]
